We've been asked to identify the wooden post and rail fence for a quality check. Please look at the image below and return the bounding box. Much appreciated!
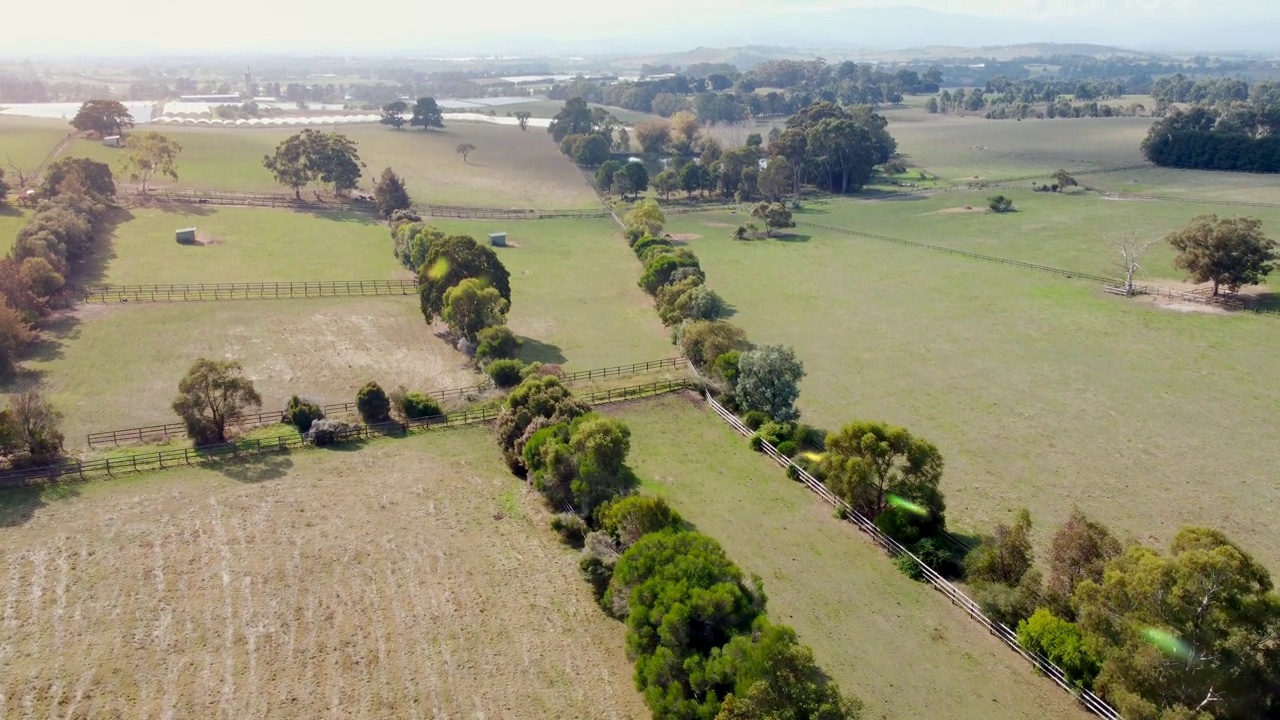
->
[84,357,689,448]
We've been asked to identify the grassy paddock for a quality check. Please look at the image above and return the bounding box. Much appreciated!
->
[0,116,69,171]
[0,206,32,255]
[780,192,1280,280]
[67,121,599,209]
[885,113,1152,181]
[421,217,673,369]
[0,429,648,719]
[4,297,482,445]
[659,213,1280,571]
[610,396,1089,720]
[101,205,403,284]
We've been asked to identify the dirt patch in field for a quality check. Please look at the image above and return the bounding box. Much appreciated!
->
[667,233,701,242]
[703,221,738,228]
[1149,297,1228,314]
[931,205,986,215]
[0,432,649,718]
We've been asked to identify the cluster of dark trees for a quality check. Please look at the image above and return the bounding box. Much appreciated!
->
[0,391,64,469]
[1149,74,1251,105]
[377,97,444,130]
[1,157,116,376]
[388,215,516,358]
[548,97,628,167]
[1142,106,1280,172]
[491,370,861,719]
[928,81,1145,120]
[262,129,365,198]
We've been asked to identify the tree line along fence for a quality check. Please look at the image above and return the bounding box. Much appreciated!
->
[6,379,693,489]
[702,392,1125,720]
[85,356,689,448]
[795,220,1115,283]
[84,279,420,303]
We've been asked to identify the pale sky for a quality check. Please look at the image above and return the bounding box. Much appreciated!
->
[3,0,1279,55]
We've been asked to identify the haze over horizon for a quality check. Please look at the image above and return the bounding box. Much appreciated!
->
[3,0,1280,58]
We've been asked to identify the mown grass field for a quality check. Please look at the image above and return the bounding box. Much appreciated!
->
[660,212,1280,572]
[0,116,69,170]
[4,297,482,446]
[610,395,1089,720]
[0,428,648,719]
[65,121,599,208]
[101,205,403,284]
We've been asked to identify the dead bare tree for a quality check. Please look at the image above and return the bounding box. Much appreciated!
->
[1114,230,1159,295]
[5,155,35,189]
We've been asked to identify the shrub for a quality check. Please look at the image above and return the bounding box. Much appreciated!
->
[775,440,798,457]
[875,506,923,545]
[736,345,805,422]
[624,225,646,246]
[757,420,797,446]
[399,391,442,421]
[742,409,770,431]
[632,235,672,259]
[0,300,35,376]
[580,553,614,600]
[988,194,1014,213]
[685,285,724,320]
[1017,609,1100,688]
[638,249,702,294]
[355,381,391,423]
[680,319,747,368]
[551,513,589,546]
[475,324,522,361]
[749,432,765,452]
[487,359,526,388]
[972,569,1043,627]
[285,395,324,432]
[305,419,360,447]
[599,495,684,548]
[894,553,925,581]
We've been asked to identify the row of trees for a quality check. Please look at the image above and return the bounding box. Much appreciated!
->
[262,129,365,198]
[1,157,117,375]
[167,358,446,446]
[491,373,863,719]
[387,214,516,360]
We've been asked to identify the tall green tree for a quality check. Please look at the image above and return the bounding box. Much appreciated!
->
[758,157,792,201]
[805,118,877,194]
[1167,214,1277,295]
[548,97,596,144]
[442,277,508,341]
[409,97,445,129]
[818,421,944,523]
[967,509,1034,586]
[262,132,314,199]
[735,344,805,421]
[121,131,182,192]
[380,100,407,129]
[750,201,794,237]
[418,235,512,324]
[171,358,262,445]
[1075,528,1280,720]
[373,167,411,218]
[514,110,532,131]
[618,162,649,199]
[41,157,115,200]
[70,100,134,137]
[1045,509,1122,618]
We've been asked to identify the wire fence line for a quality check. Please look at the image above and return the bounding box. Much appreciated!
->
[7,379,693,489]
[795,220,1114,283]
[85,357,689,448]
[701,392,1124,720]
[84,279,419,303]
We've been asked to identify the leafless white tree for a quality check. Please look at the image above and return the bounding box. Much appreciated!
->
[1114,230,1159,294]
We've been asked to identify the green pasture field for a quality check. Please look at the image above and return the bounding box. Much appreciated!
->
[0,428,647,718]
[66,121,599,209]
[0,116,69,171]
[885,113,1152,181]
[659,212,1280,572]
[101,205,404,284]
[3,297,483,446]
[610,396,1090,720]
[0,206,32,255]
[421,217,673,369]
[787,191,1280,281]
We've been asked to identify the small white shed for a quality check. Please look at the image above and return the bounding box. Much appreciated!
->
[102,135,124,148]
[488,232,507,247]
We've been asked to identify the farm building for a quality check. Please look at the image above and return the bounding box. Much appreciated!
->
[488,232,507,247]
[102,135,123,148]
[175,227,197,244]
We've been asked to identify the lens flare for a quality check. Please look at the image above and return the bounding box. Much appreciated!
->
[426,257,451,281]
[1141,627,1194,661]
[800,452,824,462]
[887,494,929,517]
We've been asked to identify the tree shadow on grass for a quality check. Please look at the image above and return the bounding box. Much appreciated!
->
[298,208,380,227]
[519,337,568,365]
[0,480,81,527]
[1,311,82,393]
[0,204,22,218]
[1252,291,1279,312]
[773,232,812,243]
[719,303,738,320]
[149,202,215,217]
[202,451,294,483]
